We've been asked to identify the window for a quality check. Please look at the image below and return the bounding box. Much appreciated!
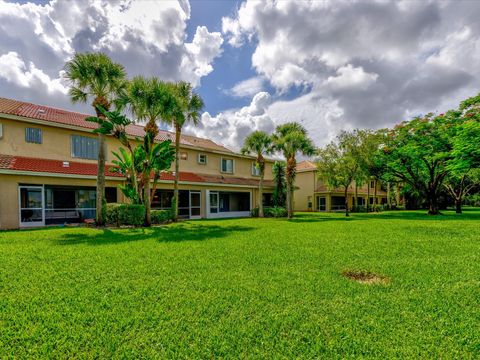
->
[25,127,42,144]
[180,152,188,160]
[370,180,375,188]
[71,135,99,160]
[251,162,261,176]
[198,153,207,164]
[221,158,234,173]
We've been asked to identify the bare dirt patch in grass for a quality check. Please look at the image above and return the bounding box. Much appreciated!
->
[342,269,390,285]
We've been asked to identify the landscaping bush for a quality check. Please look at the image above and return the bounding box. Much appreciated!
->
[251,206,287,218]
[106,203,145,226]
[151,209,174,224]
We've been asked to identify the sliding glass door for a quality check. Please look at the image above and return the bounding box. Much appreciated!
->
[19,186,44,227]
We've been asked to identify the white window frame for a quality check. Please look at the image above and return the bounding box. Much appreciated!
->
[221,158,234,174]
[197,153,207,165]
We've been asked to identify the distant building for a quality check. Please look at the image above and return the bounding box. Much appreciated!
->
[294,160,387,212]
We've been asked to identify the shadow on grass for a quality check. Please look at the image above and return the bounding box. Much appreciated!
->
[54,223,255,246]
[363,208,480,221]
[287,213,368,223]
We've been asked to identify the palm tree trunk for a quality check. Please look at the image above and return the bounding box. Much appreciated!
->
[144,173,151,226]
[374,179,378,210]
[173,126,181,221]
[96,133,106,226]
[259,173,264,218]
[286,179,292,219]
[285,156,295,219]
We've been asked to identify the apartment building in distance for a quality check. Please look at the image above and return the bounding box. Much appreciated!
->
[294,160,387,212]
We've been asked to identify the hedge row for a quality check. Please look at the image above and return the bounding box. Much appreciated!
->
[251,206,287,218]
[106,204,174,226]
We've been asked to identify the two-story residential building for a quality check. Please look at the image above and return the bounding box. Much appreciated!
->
[0,97,275,229]
[294,160,387,212]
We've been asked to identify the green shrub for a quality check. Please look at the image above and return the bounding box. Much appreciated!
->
[251,206,287,218]
[151,209,174,224]
[106,203,145,226]
[267,206,287,218]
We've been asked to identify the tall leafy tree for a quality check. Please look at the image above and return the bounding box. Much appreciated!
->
[120,77,179,225]
[382,113,454,215]
[167,82,204,221]
[241,131,273,217]
[317,131,361,217]
[272,161,287,207]
[272,123,316,218]
[64,53,126,226]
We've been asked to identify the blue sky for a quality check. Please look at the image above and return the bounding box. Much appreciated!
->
[1,0,480,149]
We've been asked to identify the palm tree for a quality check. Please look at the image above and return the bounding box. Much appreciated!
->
[272,123,316,219]
[64,53,126,226]
[170,81,204,221]
[120,76,178,226]
[241,131,273,218]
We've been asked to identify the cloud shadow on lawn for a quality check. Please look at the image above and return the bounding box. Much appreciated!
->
[54,224,255,246]
[287,213,368,223]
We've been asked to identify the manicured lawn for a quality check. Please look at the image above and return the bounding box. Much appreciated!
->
[1,210,479,358]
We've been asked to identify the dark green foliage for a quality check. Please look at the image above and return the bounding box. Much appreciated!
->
[150,209,174,224]
[106,203,146,226]
[251,206,287,218]
[272,161,287,207]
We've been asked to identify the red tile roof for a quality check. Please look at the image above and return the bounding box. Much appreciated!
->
[0,154,273,187]
[0,97,232,153]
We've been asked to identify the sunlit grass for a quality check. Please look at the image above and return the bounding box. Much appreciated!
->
[1,210,479,358]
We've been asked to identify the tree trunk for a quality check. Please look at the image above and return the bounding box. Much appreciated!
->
[353,181,359,212]
[144,173,151,226]
[286,178,292,219]
[455,197,462,214]
[387,182,391,209]
[173,126,181,221]
[96,133,106,226]
[427,187,440,215]
[373,179,378,210]
[259,173,264,218]
[366,179,370,213]
[344,186,349,217]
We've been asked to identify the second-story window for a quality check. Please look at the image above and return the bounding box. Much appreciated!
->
[25,127,42,144]
[370,180,375,188]
[71,135,99,160]
[221,158,234,174]
[198,153,207,164]
[251,162,261,176]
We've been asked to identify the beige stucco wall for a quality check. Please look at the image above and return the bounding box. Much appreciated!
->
[293,171,316,212]
[0,171,272,229]
[0,117,273,180]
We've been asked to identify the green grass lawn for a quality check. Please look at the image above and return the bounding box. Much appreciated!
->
[1,210,479,358]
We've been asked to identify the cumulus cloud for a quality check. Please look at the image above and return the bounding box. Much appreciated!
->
[0,0,222,111]
[184,92,275,150]
[215,0,480,149]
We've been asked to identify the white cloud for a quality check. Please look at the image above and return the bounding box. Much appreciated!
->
[218,0,480,150]
[228,76,264,98]
[184,92,275,150]
[325,65,378,91]
[0,51,67,94]
[0,0,222,110]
